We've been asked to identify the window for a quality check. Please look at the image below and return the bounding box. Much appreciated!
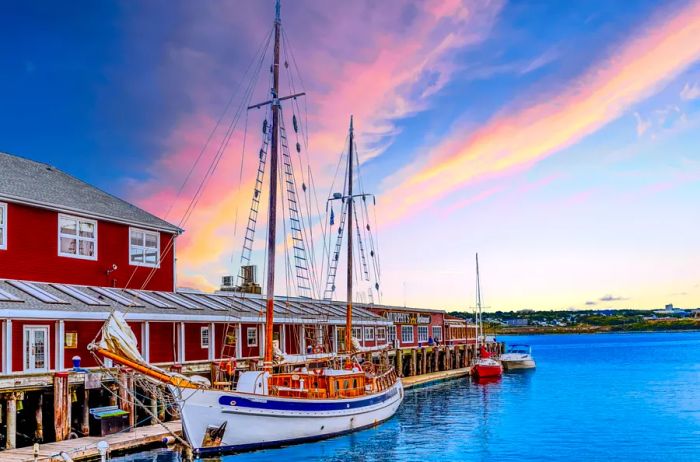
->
[201,326,210,348]
[247,327,258,347]
[401,325,414,344]
[432,326,442,342]
[65,332,78,349]
[58,215,97,260]
[352,327,362,339]
[364,327,374,341]
[0,202,6,250]
[418,326,429,343]
[377,327,386,341]
[388,326,396,343]
[129,227,160,267]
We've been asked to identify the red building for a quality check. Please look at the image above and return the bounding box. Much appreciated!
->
[0,152,181,291]
[368,305,447,348]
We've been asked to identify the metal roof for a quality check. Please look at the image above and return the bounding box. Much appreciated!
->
[0,279,390,325]
[0,152,181,234]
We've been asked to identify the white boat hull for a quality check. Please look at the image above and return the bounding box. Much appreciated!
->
[500,353,536,370]
[170,380,404,454]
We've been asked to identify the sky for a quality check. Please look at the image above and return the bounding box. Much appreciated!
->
[1,0,700,311]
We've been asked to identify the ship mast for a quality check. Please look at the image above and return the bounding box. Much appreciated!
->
[345,116,354,352]
[475,253,484,349]
[263,0,282,372]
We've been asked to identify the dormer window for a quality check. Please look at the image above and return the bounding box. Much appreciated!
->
[0,202,6,250]
[129,227,160,267]
[58,214,97,260]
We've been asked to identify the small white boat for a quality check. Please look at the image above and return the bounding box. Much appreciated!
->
[499,344,536,370]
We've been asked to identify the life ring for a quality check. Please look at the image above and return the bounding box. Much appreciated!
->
[218,358,237,374]
[313,345,323,354]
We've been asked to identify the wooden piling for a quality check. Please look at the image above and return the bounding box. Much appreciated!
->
[410,349,417,376]
[53,372,70,442]
[396,350,403,377]
[5,392,19,449]
[34,392,43,442]
[421,348,427,375]
[434,347,440,372]
[81,387,90,436]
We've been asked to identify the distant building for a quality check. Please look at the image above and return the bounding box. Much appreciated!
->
[505,319,528,327]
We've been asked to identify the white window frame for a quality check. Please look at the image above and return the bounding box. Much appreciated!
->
[432,326,442,341]
[401,325,414,344]
[23,325,50,372]
[377,327,386,341]
[58,214,98,260]
[388,326,396,343]
[418,326,429,343]
[200,326,210,349]
[0,202,7,250]
[352,327,362,340]
[247,327,258,347]
[364,327,374,341]
[129,227,161,268]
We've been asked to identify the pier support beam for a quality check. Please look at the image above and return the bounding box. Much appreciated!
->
[35,392,43,442]
[5,392,21,449]
[396,350,403,377]
[118,370,136,428]
[421,349,427,375]
[81,387,90,436]
[410,349,417,376]
[54,372,70,442]
[150,390,158,426]
[434,348,440,372]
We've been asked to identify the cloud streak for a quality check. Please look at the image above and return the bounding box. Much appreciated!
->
[381,1,700,223]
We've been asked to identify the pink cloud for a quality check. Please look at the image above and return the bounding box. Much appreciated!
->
[380,1,700,224]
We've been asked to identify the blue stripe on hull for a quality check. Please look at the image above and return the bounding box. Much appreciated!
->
[194,414,395,455]
[218,386,398,412]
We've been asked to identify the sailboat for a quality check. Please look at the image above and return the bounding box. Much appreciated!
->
[90,0,403,454]
[471,253,503,379]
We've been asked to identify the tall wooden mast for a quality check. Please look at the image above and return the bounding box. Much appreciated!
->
[345,116,354,352]
[263,0,282,371]
[475,253,483,348]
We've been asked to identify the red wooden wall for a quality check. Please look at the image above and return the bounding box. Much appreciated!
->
[148,322,176,363]
[0,202,175,291]
[184,322,208,362]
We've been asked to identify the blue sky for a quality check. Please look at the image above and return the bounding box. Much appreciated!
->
[1,0,699,310]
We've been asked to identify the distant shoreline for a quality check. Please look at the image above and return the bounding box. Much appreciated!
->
[491,323,700,335]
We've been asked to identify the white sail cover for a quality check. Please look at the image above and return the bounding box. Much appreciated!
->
[98,311,147,365]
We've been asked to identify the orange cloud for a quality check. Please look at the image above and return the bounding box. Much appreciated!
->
[382,1,700,223]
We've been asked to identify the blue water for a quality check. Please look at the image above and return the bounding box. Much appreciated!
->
[116,332,700,461]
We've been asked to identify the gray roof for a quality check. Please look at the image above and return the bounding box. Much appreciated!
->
[0,279,390,325]
[0,152,181,234]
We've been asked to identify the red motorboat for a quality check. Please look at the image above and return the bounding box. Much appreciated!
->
[472,346,503,378]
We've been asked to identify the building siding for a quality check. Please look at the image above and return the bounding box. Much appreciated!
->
[0,202,175,291]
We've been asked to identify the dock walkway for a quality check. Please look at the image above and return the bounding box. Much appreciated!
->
[1,421,181,462]
[4,368,471,461]
[402,367,470,389]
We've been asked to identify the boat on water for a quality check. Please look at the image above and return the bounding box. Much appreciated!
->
[90,0,402,454]
[471,253,503,379]
[500,344,536,370]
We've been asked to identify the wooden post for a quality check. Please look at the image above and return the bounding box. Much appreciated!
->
[54,372,70,442]
[410,349,417,376]
[107,383,118,407]
[396,349,403,377]
[35,392,43,442]
[118,370,136,428]
[5,393,18,449]
[150,390,158,426]
[81,387,90,436]
[434,347,440,372]
[420,349,427,375]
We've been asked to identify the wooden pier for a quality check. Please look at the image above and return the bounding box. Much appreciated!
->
[0,421,181,461]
